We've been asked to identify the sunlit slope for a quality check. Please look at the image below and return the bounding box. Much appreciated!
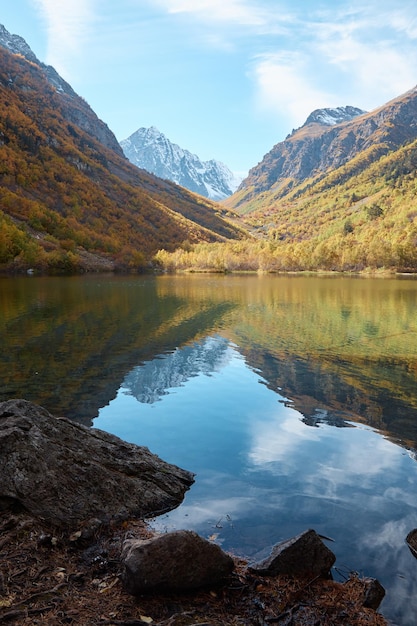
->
[0,47,245,272]
[229,86,417,210]
[212,138,417,271]
[218,87,417,270]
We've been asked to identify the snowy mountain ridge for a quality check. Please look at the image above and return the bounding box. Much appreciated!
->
[303,106,367,127]
[120,126,242,201]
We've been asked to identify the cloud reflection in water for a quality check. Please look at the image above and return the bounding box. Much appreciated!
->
[96,335,417,625]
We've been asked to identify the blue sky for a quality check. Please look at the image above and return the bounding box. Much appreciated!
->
[3,1,417,174]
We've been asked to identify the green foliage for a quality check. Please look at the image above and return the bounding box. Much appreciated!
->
[204,136,417,274]
[366,204,384,220]
[343,220,354,235]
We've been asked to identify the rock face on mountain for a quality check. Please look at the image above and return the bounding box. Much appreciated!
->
[121,127,242,200]
[0,23,123,156]
[234,89,417,204]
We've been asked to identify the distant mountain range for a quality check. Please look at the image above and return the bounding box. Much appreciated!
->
[3,22,417,274]
[124,336,230,404]
[121,126,242,201]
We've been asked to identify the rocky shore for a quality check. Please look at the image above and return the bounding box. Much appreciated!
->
[0,399,388,625]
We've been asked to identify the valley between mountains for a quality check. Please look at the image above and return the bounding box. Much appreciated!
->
[1,23,417,274]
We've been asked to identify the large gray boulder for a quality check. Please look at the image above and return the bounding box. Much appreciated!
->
[0,399,194,527]
[249,529,336,577]
[122,530,235,594]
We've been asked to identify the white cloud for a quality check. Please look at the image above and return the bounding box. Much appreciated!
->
[250,4,417,129]
[148,0,294,36]
[30,0,96,77]
[315,14,417,108]
[345,46,416,108]
[251,52,336,129]
[316,432,400,487]
[154,495,254,529]
[144,1,417,127]
[247,400,402,487]
[248,409,321,467]
[151,0,269,26]
[141,0,292,55]
[389,11,417,39]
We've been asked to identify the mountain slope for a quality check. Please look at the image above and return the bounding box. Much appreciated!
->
[0,24,123,156]
[121,127,242,201]
[158,134,417,273]
[229,93,417,213]
[159,92,417,273]
[0,27,245,273]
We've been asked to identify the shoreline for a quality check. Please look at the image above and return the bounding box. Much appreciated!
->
[0,510,388,625]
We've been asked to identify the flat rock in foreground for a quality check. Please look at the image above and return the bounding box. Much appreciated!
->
[0,399,194,527]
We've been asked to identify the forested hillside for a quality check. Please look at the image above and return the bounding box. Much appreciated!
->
[3,22,417,276]
[0,46,244,273]
[158,90,417,273]
[158,137,417,273]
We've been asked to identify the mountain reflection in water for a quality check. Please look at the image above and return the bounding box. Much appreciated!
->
[97,333,417,626]
[123,336,230,404]
[2,273,417,625]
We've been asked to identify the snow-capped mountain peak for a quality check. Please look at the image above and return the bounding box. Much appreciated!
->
[303,106,367,127]
[0,24,38,63]
[120,127,242,200]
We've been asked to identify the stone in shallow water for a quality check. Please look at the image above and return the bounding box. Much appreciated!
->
[406,528,417,558]
[362,577,385,610]
[122,530,235,594]
[248,529,336,577]
[0,399,194,527]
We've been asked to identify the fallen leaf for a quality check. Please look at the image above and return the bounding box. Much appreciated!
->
[99,577,119,593]
[69,530,82,542]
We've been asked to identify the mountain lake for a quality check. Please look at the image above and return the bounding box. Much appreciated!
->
[2,272,417,625]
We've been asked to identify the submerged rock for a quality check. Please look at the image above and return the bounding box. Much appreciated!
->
[362,577,386,610]
[0,399,194,527]
[248,529,336,577]
[122,530,235,594]
[406,528,417,558]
